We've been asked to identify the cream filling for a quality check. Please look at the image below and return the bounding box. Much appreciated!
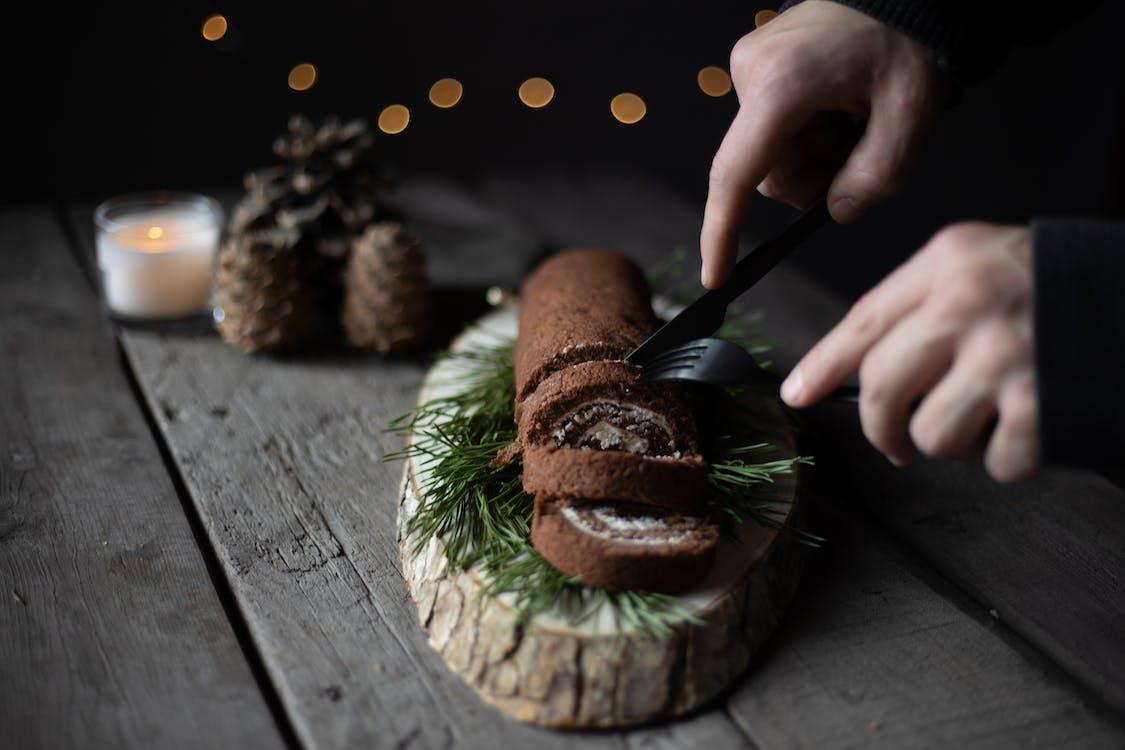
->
[550,400,676,456]
[561,503,690,546]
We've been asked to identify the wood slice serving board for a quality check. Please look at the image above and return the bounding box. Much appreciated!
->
[396,305,805,729]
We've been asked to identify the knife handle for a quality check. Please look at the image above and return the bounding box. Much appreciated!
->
[715,193,831,305]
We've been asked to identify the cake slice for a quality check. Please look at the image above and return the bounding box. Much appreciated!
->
[531,495,720,593]
[518,360,706,511]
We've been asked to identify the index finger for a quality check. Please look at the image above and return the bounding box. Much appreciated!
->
[782,251,936,407]
[700,107,790,288]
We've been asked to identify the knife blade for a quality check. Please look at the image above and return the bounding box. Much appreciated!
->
[627,194,830,365]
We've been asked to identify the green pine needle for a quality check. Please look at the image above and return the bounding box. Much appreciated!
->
[387,321,816,639]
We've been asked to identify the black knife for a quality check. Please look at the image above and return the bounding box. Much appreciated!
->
[627,194,830,365]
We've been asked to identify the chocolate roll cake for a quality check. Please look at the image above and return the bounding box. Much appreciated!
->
[531,495,719,593]
[513,249,716,592]
[514,250,707,510]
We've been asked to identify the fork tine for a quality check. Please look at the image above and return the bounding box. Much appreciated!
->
[643,352,703,369]
[639,344,708,369]
[639,361,698,383]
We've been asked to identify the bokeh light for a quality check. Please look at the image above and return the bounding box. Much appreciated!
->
[697,66,732,97]
[147,226,164,240]
[201,14,227,42]
[518,77,555,108]
[429,78,463,108]
[755,9,778,27]
[378,104,410,134]
[610,93,646,124]
[287,63,317,92]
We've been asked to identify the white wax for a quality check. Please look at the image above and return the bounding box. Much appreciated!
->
[96,207,220,318]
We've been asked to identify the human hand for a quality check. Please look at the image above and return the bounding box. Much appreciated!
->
[701,0,947,288]
[780,223,1039,483]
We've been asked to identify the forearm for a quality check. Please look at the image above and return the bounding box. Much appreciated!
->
[1033,218,1125,484]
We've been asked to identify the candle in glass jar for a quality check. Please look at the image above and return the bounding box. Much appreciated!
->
[94,193,223,319]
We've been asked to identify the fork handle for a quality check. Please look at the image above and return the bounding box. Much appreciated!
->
[826,384,860,404]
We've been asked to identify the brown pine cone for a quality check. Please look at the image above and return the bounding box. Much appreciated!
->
[213,229,323,354]
[341,221,429,355]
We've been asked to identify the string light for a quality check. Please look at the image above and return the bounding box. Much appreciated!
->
[378,104,410,134]
[429,78,463,108]
[288,63,317,91]
[518,77,555,108]
[610,93,646,124]
[755,9,778,27]
[201,14,227,41]
[697,66,732,97]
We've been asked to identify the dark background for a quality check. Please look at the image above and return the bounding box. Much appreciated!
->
[6,1,1125,297]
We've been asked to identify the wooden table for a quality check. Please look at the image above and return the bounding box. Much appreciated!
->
[4,172,1124,749]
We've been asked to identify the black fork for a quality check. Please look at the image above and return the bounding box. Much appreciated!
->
[638,337,859,404]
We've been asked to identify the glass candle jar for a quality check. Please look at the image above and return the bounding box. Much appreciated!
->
[94,192,223,319]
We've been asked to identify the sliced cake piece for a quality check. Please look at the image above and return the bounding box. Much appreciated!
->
[518,360,706,511]
[531,495,720,593]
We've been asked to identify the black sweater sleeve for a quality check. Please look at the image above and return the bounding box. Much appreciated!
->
[1032,219,1125,485]
[779,0,1102,85]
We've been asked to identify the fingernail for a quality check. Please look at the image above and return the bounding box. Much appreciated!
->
[700,261,709,287]
[830,196,865,223]
[780,370,803,405]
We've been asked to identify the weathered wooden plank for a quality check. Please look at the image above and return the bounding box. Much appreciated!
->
[0,207,285,749]
[728,489,1124,748]
[64,200,756,748]
[804,409,1125,714]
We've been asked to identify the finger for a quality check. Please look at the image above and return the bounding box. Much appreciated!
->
[782,250,936,407]
[759,114,856,208]
[701,107,793,288]
[827,78,935,223]
[910,318,1029,458]
[984,372,1039,483]
[856,307,958,465]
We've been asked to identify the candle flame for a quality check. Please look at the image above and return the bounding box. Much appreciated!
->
[147,226,164,240]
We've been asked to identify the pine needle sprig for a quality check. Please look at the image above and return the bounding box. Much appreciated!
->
[477,548,703,639]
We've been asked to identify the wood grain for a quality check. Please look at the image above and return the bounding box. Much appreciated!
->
[728,489,1125,748]
[0,208,285,749]
[804,415,1125,714]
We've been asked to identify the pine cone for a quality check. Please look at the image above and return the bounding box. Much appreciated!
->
[230,115,389,248]
[342,221,429,355]
[213,229,322,353]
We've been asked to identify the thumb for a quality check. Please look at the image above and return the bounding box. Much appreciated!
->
[828,84,932,223]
